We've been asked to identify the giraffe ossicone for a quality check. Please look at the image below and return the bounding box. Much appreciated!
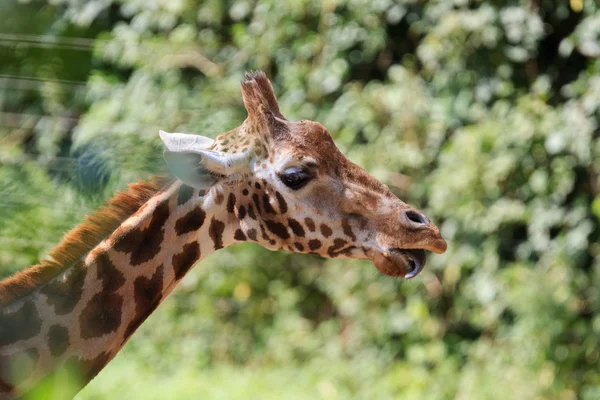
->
[0,70,446,399]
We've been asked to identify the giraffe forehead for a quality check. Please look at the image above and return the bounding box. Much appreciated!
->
[211,117,391,202]
[212,127,268,156]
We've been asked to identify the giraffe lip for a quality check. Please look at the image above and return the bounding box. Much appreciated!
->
[373,249,427,278]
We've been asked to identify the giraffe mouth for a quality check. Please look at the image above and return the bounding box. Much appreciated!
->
[372,249,427,278]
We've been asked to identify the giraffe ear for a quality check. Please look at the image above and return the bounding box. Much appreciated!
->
[163,151,217,189]
[160,130,251,189]
[159,130,214,152]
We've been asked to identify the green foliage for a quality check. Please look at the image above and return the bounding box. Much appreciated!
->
[1,0,599,398]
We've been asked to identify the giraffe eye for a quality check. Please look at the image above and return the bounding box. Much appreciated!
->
[279,167,312,190]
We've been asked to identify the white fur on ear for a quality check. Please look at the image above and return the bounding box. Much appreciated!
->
[198,150,251,175]
[159,130,252,188]
[159,130,215,152]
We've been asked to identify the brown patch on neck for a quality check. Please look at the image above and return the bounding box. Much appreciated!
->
[0,176,172,306]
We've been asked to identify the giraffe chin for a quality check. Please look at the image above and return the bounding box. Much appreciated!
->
[373,249,427,279]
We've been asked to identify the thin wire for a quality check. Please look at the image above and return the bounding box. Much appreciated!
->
[0,111,167,132]
[0,34,175,248]
[0,74,88,87]
[0,75,90,94]
[0,85,86,95]
[0,33,98,52]
[0,39,91,52]
[0,33,98,47]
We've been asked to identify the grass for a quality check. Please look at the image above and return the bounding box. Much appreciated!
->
[77,353,398,400]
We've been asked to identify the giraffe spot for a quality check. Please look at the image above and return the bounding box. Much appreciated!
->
[308,239,322,251]
[172,242,200,280]
[294,242,304,251]
[209,217,226,250]
[265,220,290,239]
[304,218,316,232]
[339,246,356,257]
[327,238,348,257]
[48,324,70,358]
[275,192,288,214]
[40,261,87,315]
[252,194,262,215]
[79,253,126,339]
[79,291,123,339]
[247,229,258,241]
[175,207,206,236]
[95,252,125,293]
[248,204,257,219]
[214,191,225,205]
[114,200,170,265]
[288,218,305,237]
[63,351,111,384]
[0,300,42,346]
[341,218,356,241]
[123,266,165,340]
[84,351,112,381]
[242,188,249,196]
[259,223,271,241]
[320,224,333,238]
[238,205,247,219]
[234,229,246,241]
[177,185,195,206]
[262,194,276,214]
[227,193,236,214]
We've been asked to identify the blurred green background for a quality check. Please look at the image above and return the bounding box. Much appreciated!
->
[1,0,599,399]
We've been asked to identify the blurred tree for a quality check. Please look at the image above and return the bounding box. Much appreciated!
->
[1,0,599,398]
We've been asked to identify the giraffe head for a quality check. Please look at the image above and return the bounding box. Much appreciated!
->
[160,71,446,278]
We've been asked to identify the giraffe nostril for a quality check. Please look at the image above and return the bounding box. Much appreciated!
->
[402,210,429,227]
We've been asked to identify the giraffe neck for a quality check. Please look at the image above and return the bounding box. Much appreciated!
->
[0,182,240,398]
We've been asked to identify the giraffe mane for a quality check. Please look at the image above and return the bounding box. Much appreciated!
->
[0,175,172,306]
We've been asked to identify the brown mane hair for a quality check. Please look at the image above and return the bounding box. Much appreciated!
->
[0,176,171,306]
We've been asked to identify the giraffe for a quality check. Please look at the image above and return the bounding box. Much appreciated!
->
[0,71,447,399]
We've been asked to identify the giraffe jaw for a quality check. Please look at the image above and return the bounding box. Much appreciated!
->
[372,249,427,278]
